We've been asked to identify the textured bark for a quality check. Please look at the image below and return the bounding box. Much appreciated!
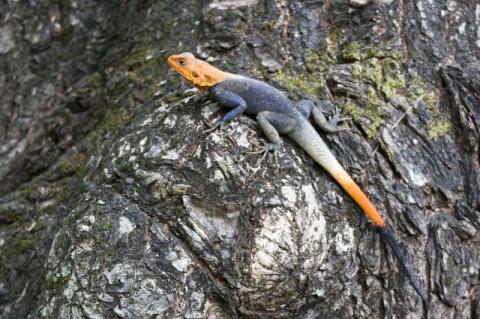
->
[0,0,479,318]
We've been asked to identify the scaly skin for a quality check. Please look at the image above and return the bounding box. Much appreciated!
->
[167,52,428,305]
[288,117,386,227]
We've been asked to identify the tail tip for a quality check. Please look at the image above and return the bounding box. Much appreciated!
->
[377,225,429,306]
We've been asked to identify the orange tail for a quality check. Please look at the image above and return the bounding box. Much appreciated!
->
[334,170,385,227]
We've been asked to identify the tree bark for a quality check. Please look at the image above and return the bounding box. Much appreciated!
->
[0,0,479,318]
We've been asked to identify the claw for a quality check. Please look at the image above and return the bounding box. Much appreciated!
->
[313,105,350,133]
[329,114,350,124]
[324,114,350,132]
[203,120,225,134]
[248,141,281,168]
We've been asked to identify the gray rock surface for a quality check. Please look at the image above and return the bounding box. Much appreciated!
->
[0,0,479,318]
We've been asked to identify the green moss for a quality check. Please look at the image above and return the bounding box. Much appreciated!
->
[342,100,363,119]
[382,76,404,100]
[101,221,113,231]
[356,46,440,140]
[340,41,443,138]
[351,58,382,86]
[272,30,343,98]
[2,235,34,259]
[350,56,405,101]
[427,115,451,140]
[164,90,196,104]
[272,70,324,97]
[365,86,386,138]
[0,205,17,223]
[57,152,87,177]
[101,106,129,132]
[53,180,74,204]
[405,79,439,114]
[366,117,385,138]
[342,41,364,61]
[127,70,142,84]
[340,86,386,138]
[305,51,321,73]
[171,184,190,195]
[342,41,402,61]
[125,46,150,69]
[164,94,184,104]
[20,184,42,201]
[420,90,439,111]
[305,48,334,74]
[328,30,342,48]
[261,28,332,100]
[46,275,69,293]
[121,43,167,98]
[15,239,34,253]
[343,42,406,107]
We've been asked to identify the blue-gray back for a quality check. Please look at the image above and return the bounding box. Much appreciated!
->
[213,76,299,118]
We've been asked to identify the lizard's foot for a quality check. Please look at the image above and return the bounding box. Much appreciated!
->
[313,105,351,133]
[203,120,225,134]
[248,142,281,168]
[322,114,350,133]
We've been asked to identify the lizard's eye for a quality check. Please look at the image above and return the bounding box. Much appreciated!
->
[179,59,185,66]
[192,71,198,78]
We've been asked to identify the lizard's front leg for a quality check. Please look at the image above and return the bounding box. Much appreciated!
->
[204,86,246,133]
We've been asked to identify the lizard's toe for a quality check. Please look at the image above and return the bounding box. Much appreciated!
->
[203,120,225,134]
[248,141,281,168]
[324,114,350,133]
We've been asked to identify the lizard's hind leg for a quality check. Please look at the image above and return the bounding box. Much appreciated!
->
[249,111,296,166]
[295,100,315,118]
[312,107,349,133]
[295,99,349,133]
[312,101,350,133]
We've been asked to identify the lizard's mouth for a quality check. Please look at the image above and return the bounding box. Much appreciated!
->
[167,56,176,69]
[167,55,191,80]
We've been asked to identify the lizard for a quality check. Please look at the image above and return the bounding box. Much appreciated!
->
[167,52,428,305]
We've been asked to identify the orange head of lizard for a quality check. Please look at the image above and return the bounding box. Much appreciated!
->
[167,52,229,92]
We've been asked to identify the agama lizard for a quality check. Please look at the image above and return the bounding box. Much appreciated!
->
[167,52,428,305]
